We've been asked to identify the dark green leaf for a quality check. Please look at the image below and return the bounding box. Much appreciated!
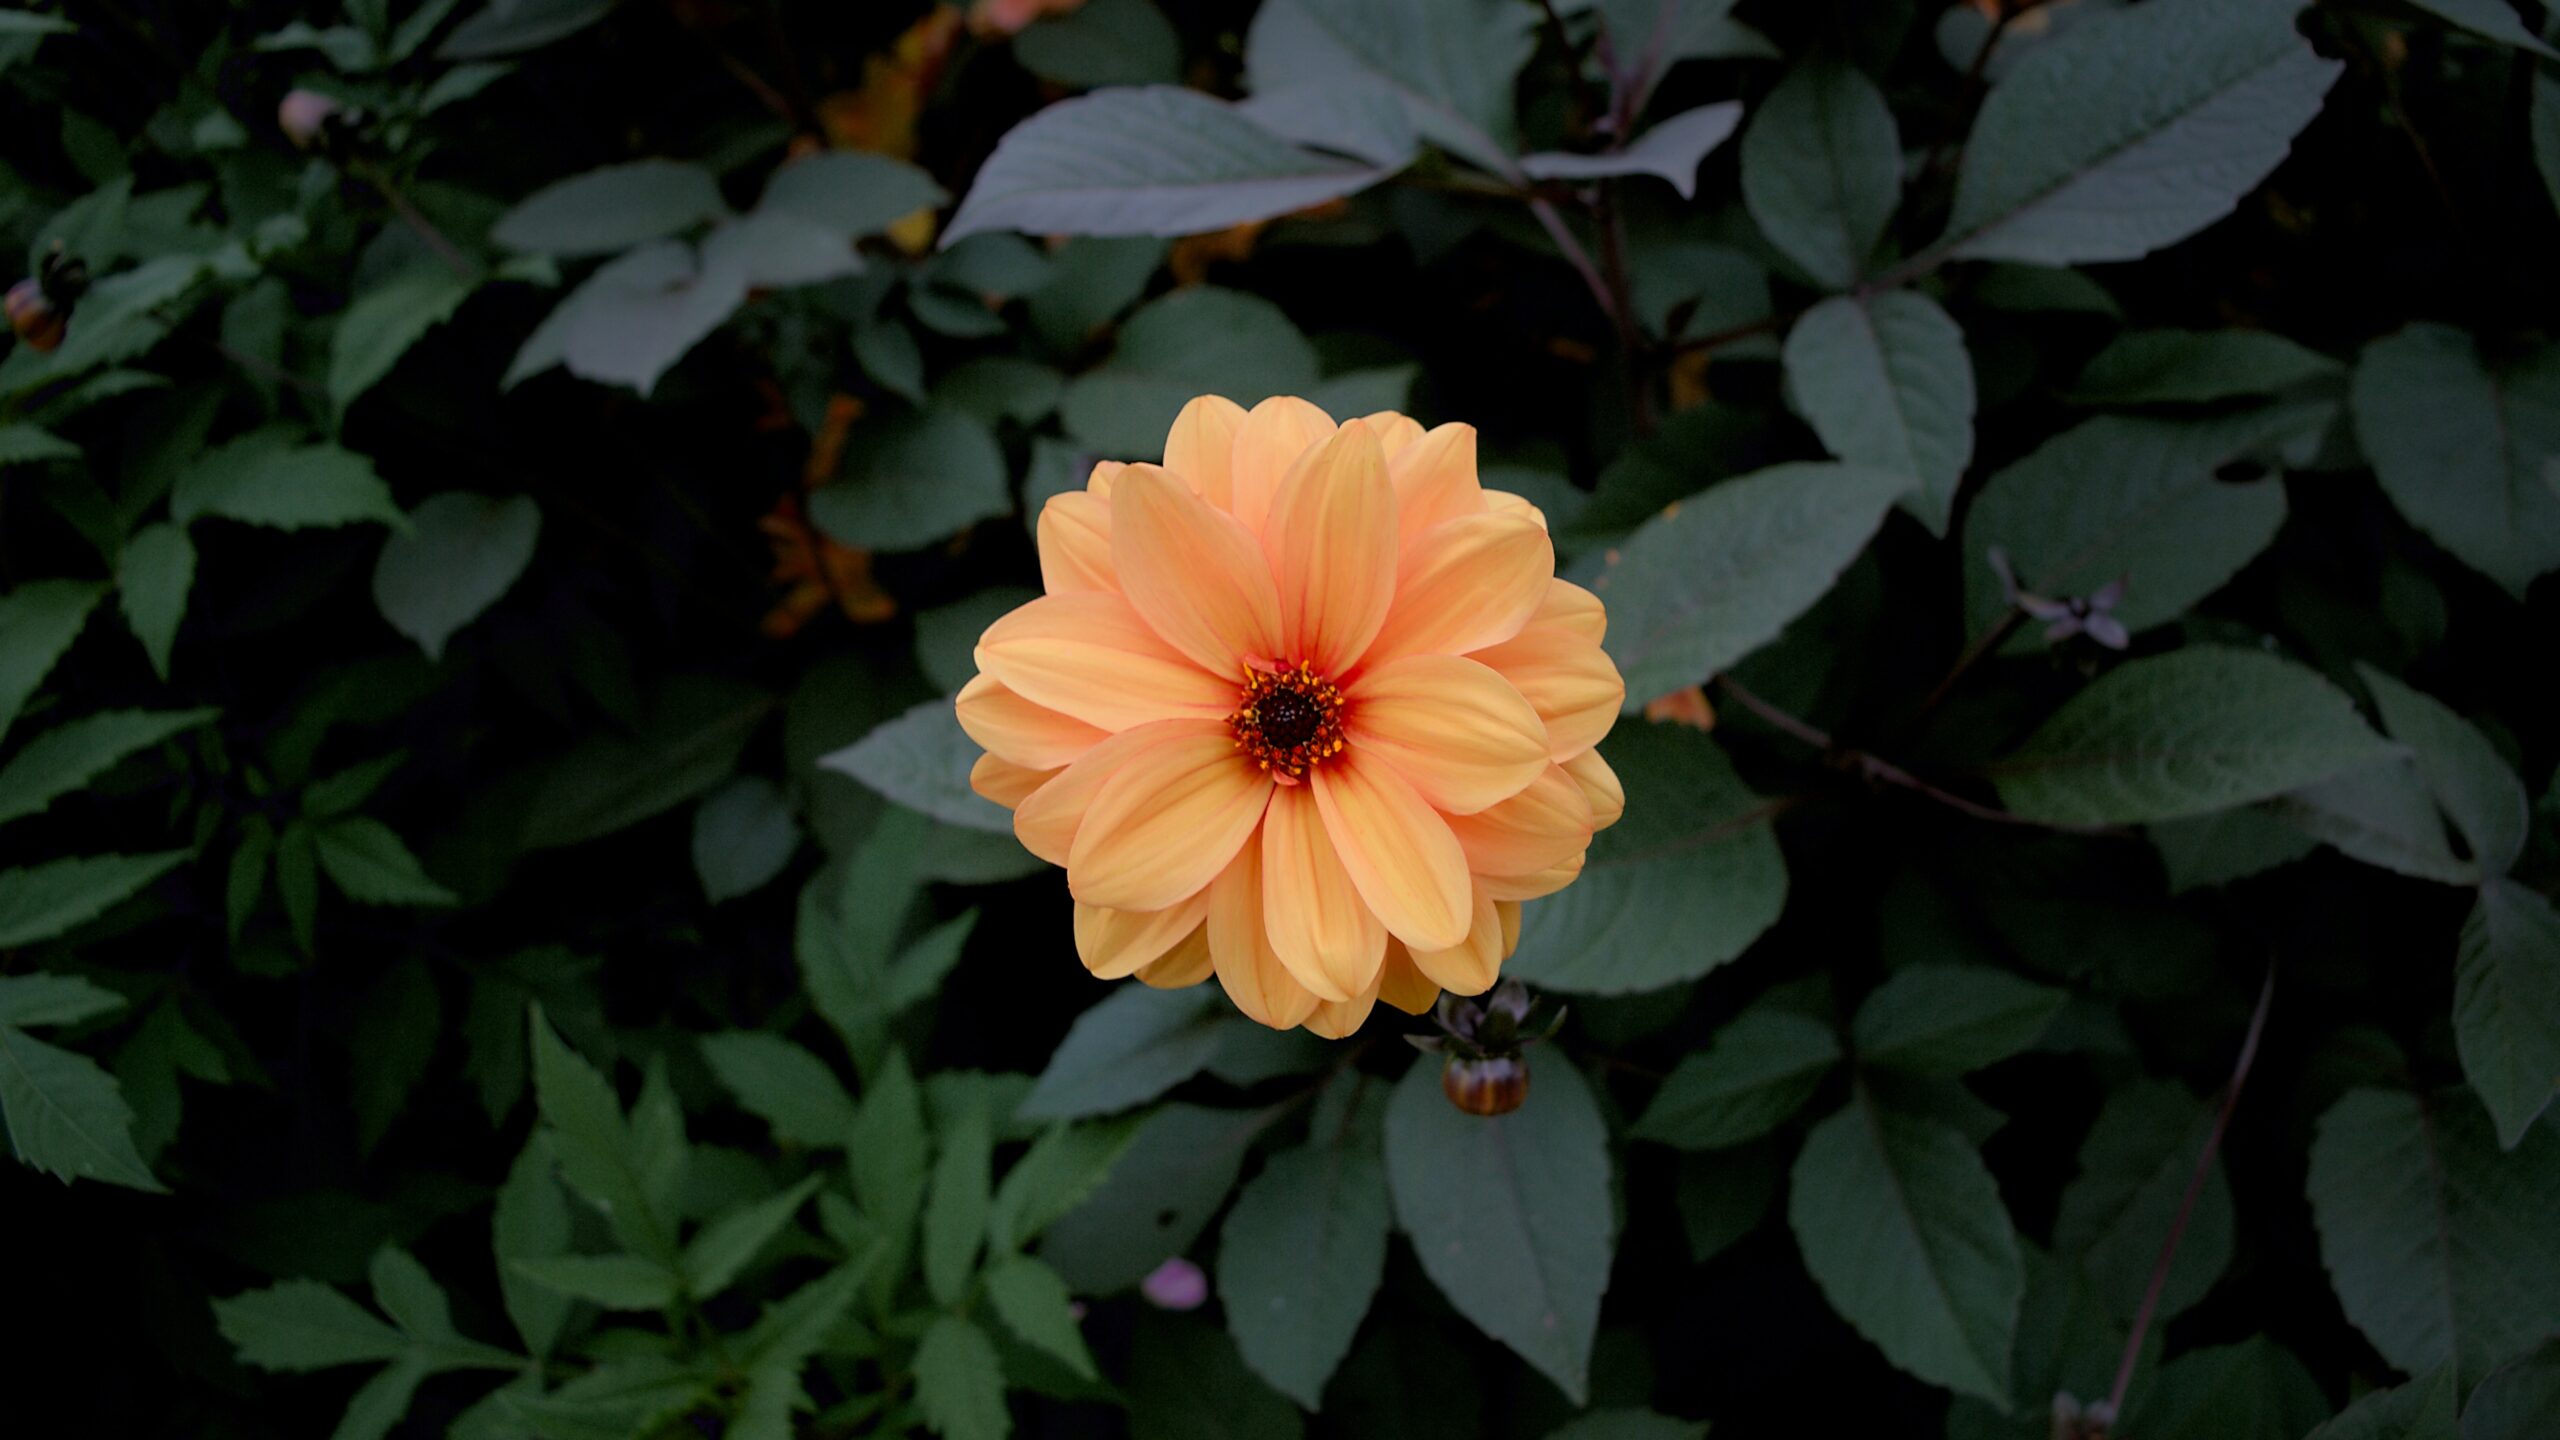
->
[529,1004,679,1266]
[700,1031,858,1148]
[314,818,458,907]
[1788,1092,2023,1402]
[1633,1006,1840,1149]
[350,960,440,1152]
[2455,882,2560,1150]
[1739,58,1901,289]
[690,776,799,903]
[1129,1313,1303,1440]
[1782,291,1974,536]
[2050,1081,2232,1326]
[2350,325,2560,599]
[1042,1103,1278,1292]
[2303,1366,2458,1440]
[1013,0,1181,88]
[1217,1119,1391,1406]
[522,675,771,850]
[114,523,192,681]
[914,1316,1010,1440]
[330,264,477,410]
[925,1096,993,1305]
[0,1022,165,1191]
[0,707,214,827]
[370,492,540,660]
[2065,328,2340,405]
[2360,665,2529,876]
[809,405,1009,552]
[2119,1337,2325,1440]
[818,697,1015,833]
[2460,1340,2560,1440]
[494,1131,574,1357]
[983,1256,1098,1380]
[213,1279,406,1371]
[0,851,188,948]
[1385,1055,1612,1402]
[510,1253,680,1309]
[682,1174,823,1296]
[758,152,945,239]
[0,579,106,744]
[493,160,727,256]
[170,429,404,531]
[1242,0,1533,176]
[1019,986,1231,1121]
[0,972,125,1029]
[1851,965,2064,1075]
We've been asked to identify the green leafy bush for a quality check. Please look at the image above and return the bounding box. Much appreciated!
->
[3,0,2558,1436]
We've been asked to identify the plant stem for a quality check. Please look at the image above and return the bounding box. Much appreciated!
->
[1528,197,1623,330]
[350,160,477,279]
[2099,964,2278,1428]
[1910,609,2026,729]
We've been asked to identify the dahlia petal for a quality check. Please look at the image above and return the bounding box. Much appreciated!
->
[1378,943,1439,1014]
[1533,578,1609,645]
[1311,750,1473,953]
[1478,851,1584,901]
[1360,411,1427,459]
[1563,746,1625,830]
[976,591,1233,731]
[1482,488,1548,530]
[1349,654,1549,815]
[1496,899,1522,958]
[1068,724,1273,912]
[1408,881,1502,995]
[1302,968,1383,1039]
[1086,459,1128,498]
[1259,785,1382,1003]
[1208,846,1321,1029]
[970,752,1054,811]
[1013,722,1195,866]
[1164,394,1246,508]
[1265,421,1398,674]
[1445,763,1594,876]
[1075,890,1212,980]
[1229,396,1335,533]
[1361,511,1553,669]
[1037,490,1116,595]
[1387,422,1486,545]
[1111,465,1285,679]
[955,673,1109,771]
[1135,924,1216,988]
[1465,626,1625,761]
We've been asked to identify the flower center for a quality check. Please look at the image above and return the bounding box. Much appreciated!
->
[1231,661,1346,785]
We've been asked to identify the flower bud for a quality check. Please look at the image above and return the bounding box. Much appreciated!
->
[277,89,344,153]
[1442,1053,1530,1117]
[1138,1257,1207,1310]
[5,278,65,353]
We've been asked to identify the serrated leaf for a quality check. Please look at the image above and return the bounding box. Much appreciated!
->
[0,579,106,745]
[530,1004,679,1266]
[1583,462,1909,705]
[1962,406,2316,646]
[700,1031,857,1148]
[1216,1133,1390,1406]
[169,430,403,531]
[1851,965,2064,1075]
[945,86,1389,243]
[1507,723,1786,994]
[213,1279,406,1371]
[313,818,457,907]
[2455,882,2560,1150]
[1787,1093,2022,1402]
[0,1022,165,1191]
[2350,325,2560,600]
[1385,1056,1611,1403]
[114,523,192,681]
[494,1131,574,1356]
[925,1098,993,1306]
[371,492,540,661]
[493,160,727,257]
[988,1117,1142,1254]
[2306,1088,2560,1392]
[683,1175,823,1297]
[1988,647,2397,826]
[1739,58,1901,289]
[0,972,125,1029]
[1018,986,1231,1121]
[818,698,1015,833]
[0,851,188,948]
[330,263,476,410]
[0,707,214,827]
[1782,291,1975,536]
[1632,1006,1840,1150]
[511,1253,680,1309]
[914,1316,1010,1440]
[1939,0,2340,264]
[984,1256,1098,1380]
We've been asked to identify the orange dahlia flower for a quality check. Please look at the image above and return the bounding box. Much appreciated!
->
[957,397,1627,1037]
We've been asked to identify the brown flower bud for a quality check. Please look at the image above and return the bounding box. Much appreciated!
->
[1442,1053,1530,1117]
[277,89,344,153]
[5,278,65,353]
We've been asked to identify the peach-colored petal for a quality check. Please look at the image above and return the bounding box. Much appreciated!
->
[1533,578,1608,645]
[1264,421,1397,674]
[1302,968,1382,1038]
[1208,846,1320,1028]
[1111,465,1284,679]
[1228,396,1334,533]
[1482,489,1547,530]
[1311,749,1472,952]
[1466,626,1624,761]
[1408,881,1501,995]
[1348,654,1548,815]
[955,674,1109,771]
[1445,763,1594,876]
[1068,724,1273,912]
[1563,747,1624,830]
[1013,722,1195,866]
[1496,900,1522,958]
[1479,851,1584,901]
[1135,924,1215,988]
[1378,943,1438,1014]
[1164,395,1245,508]
[1387,423,1486,545]
[1259,785,1381,1002]
[1037,491,1116,595]
[1086,459,1128,498]
[1075,889,1212,980]
[1361,511,1553,669]
[976,592,1233,731]
[1361,411,1426,458]
[970,753,1053,810]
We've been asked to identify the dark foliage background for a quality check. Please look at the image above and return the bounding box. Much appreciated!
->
[3,1,2559,1437]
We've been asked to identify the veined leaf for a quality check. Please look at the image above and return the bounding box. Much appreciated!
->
[0,707,215,827]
